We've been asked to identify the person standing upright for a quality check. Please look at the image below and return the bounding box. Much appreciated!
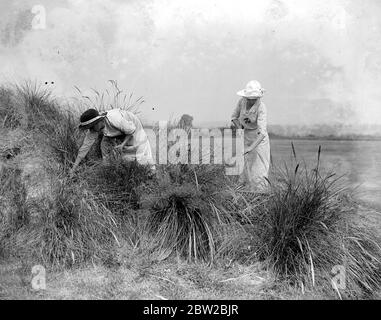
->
[231,80,271,191]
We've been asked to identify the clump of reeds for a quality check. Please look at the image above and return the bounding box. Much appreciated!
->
[38,178,123,267]
[141,164,235,262]
[0,165,29,234]
[0,82,80,169]
[341,222,381,298]
[2,175,123,268]
[74,80,144,114]
[242,144,381,298]
[0,81,152,266]
[39,108,80,169]
[14,81,60,131]
[18,82,80,168]
[0,164,33,259]
[81,158,153,210]
[0,86,21,129]
[79,159,154,245]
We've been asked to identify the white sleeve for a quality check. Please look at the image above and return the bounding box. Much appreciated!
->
[257,103,268,135]
[231,100,242,120]
[108,110,136,135]
[77,130,98,160]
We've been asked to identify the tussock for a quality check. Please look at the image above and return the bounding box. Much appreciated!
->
[239,145,381,298]
[142,164,235,262]
[74,80,144,114]
[80,159,154,246]
[1,176,123,268]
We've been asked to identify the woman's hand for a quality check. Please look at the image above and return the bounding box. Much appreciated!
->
[114,144,125,152]
[114,134,133,152]
[244,133,266,155]
[124,145,138,152]
[114,144,138,152]
[231,119,242,129]
[244,146,255,155]
[69,159,80,177]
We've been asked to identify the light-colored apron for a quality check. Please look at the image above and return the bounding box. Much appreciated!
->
[240,129,271,191]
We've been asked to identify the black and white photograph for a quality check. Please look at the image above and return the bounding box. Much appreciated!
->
[0,0,381,305]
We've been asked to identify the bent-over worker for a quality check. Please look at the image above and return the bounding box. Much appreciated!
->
[71,108,155,173]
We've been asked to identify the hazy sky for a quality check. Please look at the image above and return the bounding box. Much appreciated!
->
[0,0,381,126]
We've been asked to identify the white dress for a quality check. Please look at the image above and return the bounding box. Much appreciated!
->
[232,98,271,191]
[77,109,155,168]
[104,109,154,166]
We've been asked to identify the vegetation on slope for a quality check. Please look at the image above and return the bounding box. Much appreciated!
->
[0,83,380,299]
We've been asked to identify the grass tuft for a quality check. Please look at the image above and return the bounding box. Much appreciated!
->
[79,159,154,245]
[1,176,123,268]
[74,80,144,114]
[142,164,235,262]
[240,149,381,298]
[0,87,21,129]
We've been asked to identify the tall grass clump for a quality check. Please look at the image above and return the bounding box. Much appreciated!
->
[14,82,80,168]
[82,158,154,210]
[257,162,348,278]
[0,166,29,234]
[246,145,381,298]
[342,223,381,298]
[41,109,79,168]
[79,159,154,245]
[15,82,61,130]
[74,80,144,114]
[0,86,21,129]
[1,81,152,264]
[0,82,80,168]
[2,176,123,268]
[0,163,35,260]
[141,164,236,262]
[38,178,122,267]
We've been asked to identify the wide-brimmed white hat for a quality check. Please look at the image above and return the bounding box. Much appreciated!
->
[237,80,265,98]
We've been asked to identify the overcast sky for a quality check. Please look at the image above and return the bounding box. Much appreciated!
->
[0,0,381,126]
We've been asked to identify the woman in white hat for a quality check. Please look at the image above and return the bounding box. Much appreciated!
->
[231,80,271,191]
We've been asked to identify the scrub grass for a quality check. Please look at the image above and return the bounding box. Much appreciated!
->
[79,159,154,246]
[0,82,80,169]
[1,82,381,299]
[17,82,80,169]
[0,166,29,259]
[0,174,123,268]
[15,82,61,131]
[238,146,381,298]
[74,80,144,114]
[0,86,21,129]
[81,158,153,210]
[141,164,238,262]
